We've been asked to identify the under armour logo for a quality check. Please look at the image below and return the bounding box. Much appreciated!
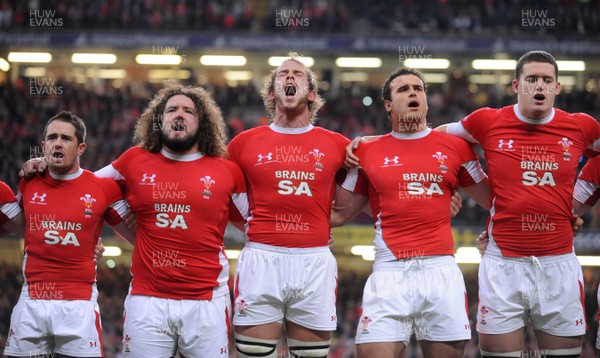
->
[89,341,97,347]
[498,139,514,149]
[31,192,46,202]
[576,319,583,326]
[141,173,156,183]
[384,156,399,165]
[257,153,273,162]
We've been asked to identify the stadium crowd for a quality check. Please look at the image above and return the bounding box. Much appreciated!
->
[2,0,600,36]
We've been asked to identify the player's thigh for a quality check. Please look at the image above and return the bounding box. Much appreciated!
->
[235,322,284,340]
[535,330,582,350]
[477,255,529,336]
[233,247,285,326]
[177,294,231,358]
[420,340,466,358]
[478,329,526,353]
[529,255,586,338]
[413,260,470,342]
[52,300,103,357]
[3,299,52,357]
[355,270,413,346]
[356,342,405,358]
[285,320,332,341]
[122,295,176,358]
[285,250,338,331]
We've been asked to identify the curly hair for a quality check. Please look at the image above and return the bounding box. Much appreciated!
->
[261,52,325,123]
[133,80,227,157]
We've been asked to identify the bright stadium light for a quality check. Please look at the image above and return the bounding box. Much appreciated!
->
[557,60,585,71]
[469,74,513,85]
[225,249,241,260]
[200,55,247,66]
[339,72,369,82]
[403,58,450,69]
[103,246,123,257]
[86,69,126,79]
[135,54,182,65]
[268,56,315,67]
[335,57,382,68]
[351,245,375,260]
[23,67,46,77]
[224,71,253,81]
[8,52,52,63]
[455,247,481,264]
[147,69,191,81]
[0,58,10,71]
[558,76,576,86]
[577,256,600,266]
[472,59,517,70]
[422,73,448,83]
[72,53,117,64]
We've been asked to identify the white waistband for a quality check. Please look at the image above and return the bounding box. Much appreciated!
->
[484,251,576,264]
[373,255,456,271]
[244,241,330,255]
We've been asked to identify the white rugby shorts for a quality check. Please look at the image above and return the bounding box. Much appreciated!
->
[477,252,585,336]
[233,242,338,331]
[355,255,471,345]
[4,288,103,357]
[122,293,231,357]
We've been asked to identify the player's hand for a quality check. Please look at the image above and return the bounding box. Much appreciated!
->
[19,157,47,178]
[344,137,363,169]
[328,231,335,249]
[94,237,105,261]
[475,231,489,256]
[450,191,463,218]
[572,215,584,236]
[123,209,137,231]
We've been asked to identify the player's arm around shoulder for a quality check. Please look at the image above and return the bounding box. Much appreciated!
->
[0,181,24,236]
[97,176,136,245]
[221,158,249,232]
[344,134,382,169]
[452,136,490,210]
[331,187,368,228]
[331,156,369,228]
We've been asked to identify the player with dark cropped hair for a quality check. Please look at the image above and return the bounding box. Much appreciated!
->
[4,111,130,358]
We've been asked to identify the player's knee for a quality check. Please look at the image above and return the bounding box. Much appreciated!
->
[235,334,278,358]
[287,338,330,358]
[540,346,582,357]
[480,350,522,358]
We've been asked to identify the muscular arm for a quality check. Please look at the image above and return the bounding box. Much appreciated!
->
[110,221,136,245]
[331,188,369,228]
[435,123,478,143]
[3,212,25,237]
[345,135,382,168]
[573,199,592,217]
[461,177,491,210]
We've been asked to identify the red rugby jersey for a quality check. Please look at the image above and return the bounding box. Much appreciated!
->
[228,124,349,248]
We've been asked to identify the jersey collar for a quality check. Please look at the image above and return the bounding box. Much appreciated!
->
[513,104,555,125]
[269,123,314,134]
[160,149,203,162]
[391,127,431,140]
[49,167,83,181]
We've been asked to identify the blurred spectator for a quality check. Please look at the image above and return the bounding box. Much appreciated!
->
[4,0,600,36]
